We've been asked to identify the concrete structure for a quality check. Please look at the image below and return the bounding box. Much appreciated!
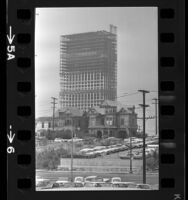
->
[59,24,117,111]
[58,157,141,173]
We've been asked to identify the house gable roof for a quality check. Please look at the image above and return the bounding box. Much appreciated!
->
[36,116,52,122]
[57,107,83,117]
[101,100,135,113]
[88,106,105,115]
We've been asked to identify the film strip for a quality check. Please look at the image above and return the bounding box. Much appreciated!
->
[6,0,185,199]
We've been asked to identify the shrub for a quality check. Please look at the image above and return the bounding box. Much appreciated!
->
[36,147,68,170]
[146,150,159,171]
[100,139,111,146]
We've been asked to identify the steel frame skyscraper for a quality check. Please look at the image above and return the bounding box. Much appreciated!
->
[59,25,117,111]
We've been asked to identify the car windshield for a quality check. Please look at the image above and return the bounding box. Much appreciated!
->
[75,177,83,182]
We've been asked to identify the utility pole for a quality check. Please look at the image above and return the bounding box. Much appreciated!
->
[70,117,74,183]
[152,98,158,136]
[129,128,133,174]
[138,90,150,184]
[71,128,74,182]
[51,97,57,132]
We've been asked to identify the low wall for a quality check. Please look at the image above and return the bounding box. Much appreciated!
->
[59,158,142,172]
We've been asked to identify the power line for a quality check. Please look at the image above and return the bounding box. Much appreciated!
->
[116,92,139,99]
[150,91,158,93]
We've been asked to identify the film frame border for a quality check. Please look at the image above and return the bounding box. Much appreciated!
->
[6,0,185,199]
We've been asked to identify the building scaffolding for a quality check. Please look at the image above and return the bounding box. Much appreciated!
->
[59,25,117,111]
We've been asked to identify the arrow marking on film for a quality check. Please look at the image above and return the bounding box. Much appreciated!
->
[7,132,15,143]
[7,125,15,143]
[7,26,15,44]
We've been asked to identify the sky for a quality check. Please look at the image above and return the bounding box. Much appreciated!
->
[35,7,158,135]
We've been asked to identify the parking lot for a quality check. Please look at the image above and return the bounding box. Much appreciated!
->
[36,136,158,190]
[36,171,158,191]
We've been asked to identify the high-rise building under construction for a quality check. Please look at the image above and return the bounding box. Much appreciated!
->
[59,25,117,111]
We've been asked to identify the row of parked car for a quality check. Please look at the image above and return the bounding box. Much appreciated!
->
[79,137,158,159]
[36,176,152,190]
[80,144,129,158]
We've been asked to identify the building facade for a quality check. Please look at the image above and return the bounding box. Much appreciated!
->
[35,116,59,135]
[35,107,88,137]
[88,100,137,138]
[35,101,137,139]
[59,25,117,111]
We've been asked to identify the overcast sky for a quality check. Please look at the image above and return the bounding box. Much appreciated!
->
[35,7,158,135]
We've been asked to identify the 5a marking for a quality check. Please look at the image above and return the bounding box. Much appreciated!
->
[7,125,15,154]
[7,26,15,61]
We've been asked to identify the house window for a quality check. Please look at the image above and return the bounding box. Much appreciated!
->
[106,117,113,125]
[65,119,71,125]
[41,122,44,128]
[48,122,51,128]
[91,119,95,126]
[121,118,124,125]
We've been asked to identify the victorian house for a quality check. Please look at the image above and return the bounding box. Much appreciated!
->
[88,100,137,138]
[36,100,137,139]
[35,107,88,136]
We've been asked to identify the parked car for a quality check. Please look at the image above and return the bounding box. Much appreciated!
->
[74,176,84,187]
[93,182,103,187]
[36,178,51,188]
[119,153,134,159]
[84,176,103,183]
[39,181,58,189]
[51,182,60,188]
[74,176,84,183]
[112,182,128,188]
[111,177,121,183]
[112,182,136,188]
[84,182,97,187]
[74,182,84,187]
[103,178,111,183]
[54,177,71,187]
[136,184,151,190]
[54,138,63,142]
[56,180,74,188]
